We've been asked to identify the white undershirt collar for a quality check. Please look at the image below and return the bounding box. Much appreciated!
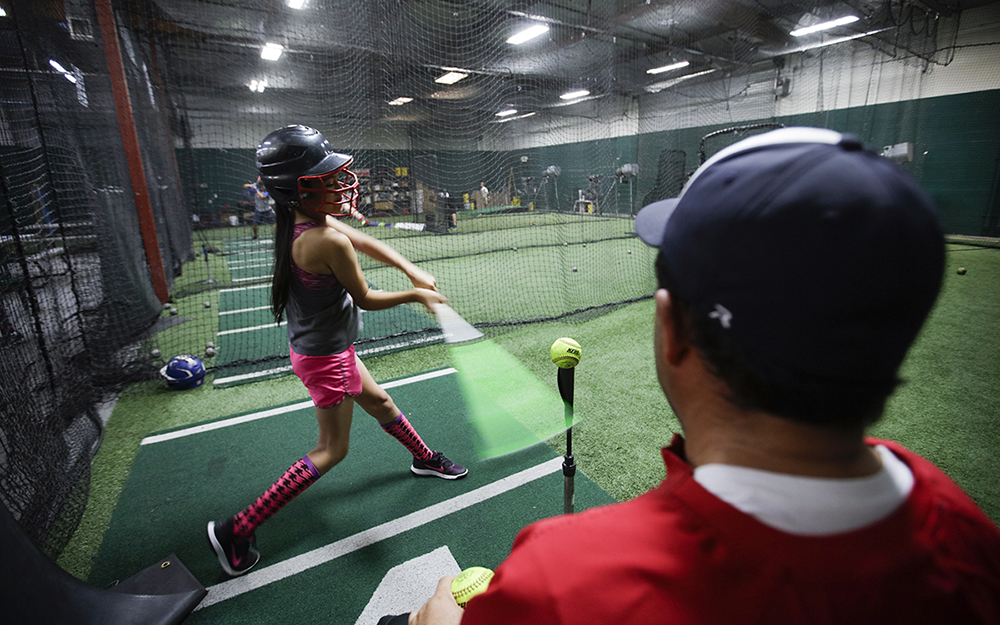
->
[693,445,914,536]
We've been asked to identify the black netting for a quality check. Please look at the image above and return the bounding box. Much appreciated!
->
[1,0,998,557]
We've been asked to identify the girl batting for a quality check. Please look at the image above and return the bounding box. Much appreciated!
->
[208,125,467,577]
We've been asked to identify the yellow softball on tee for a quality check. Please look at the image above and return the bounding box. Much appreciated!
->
[550,337,582,369]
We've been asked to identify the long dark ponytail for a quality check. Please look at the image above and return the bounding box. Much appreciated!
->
[271,201,296,323]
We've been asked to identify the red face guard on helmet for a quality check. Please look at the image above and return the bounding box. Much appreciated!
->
[297,162,360,215]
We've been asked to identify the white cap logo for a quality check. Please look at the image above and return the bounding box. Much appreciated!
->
[709,304,733,329]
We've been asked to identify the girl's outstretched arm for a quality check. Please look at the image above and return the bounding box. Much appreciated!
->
[309,225,447,312]
[324,214,437,291]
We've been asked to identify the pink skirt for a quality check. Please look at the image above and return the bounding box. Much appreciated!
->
[289,344,363,408]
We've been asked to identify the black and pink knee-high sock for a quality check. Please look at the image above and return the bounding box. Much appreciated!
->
[233,456,320,539]
[381,414,433,461]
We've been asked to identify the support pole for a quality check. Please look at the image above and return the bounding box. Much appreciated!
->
[94,0,169,303]
[558,366,576,514]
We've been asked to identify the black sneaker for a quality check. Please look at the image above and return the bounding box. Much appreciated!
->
[207,518,260,577]
[411,451,468,480]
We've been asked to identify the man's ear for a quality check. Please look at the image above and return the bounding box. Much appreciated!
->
[656,289,690,367]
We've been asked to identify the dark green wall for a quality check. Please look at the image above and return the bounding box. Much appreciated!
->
[628,89,1000,236]
[179,89,1000,235]
[176,147,513,215]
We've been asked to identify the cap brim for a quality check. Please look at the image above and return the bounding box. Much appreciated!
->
[303,152,353,177]
[635,198,679,247]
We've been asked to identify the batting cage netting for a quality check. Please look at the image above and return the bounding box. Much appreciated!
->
[2,0,999,557]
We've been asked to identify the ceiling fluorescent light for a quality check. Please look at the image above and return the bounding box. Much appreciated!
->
[249,79,267,92]
[435,71,468,85]
[560,89,590,100]
[507,24,549,45]
[0,8,7,17]
[63,72,77,84]
[786,28,891,52]
[790,15,859,37]
[286,0,306,8]
[49,59,69,73]
[495,112,536,123]
[261,43,284,61]
[645,69,717,93]
[388,97,413,105]
[496,109,518,117]
[647,61,690,75]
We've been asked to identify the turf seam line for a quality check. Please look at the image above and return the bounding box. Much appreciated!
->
[143,368,458,444]
[196,456,564,610]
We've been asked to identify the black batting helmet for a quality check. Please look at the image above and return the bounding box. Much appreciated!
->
[255,125,358,211]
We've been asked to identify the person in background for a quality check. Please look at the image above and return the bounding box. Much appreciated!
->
[244,176,276,240]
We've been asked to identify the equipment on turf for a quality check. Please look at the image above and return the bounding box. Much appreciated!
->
[540,165,561,211]
[255,125,359,212]
[616,163,639,215]
[344,206,426,231]
[1,501,207,623]
[451,567,494,608]
[550,337,581,369]
[160,355,206,390]
[200,245,218,285]
[958,267,967,275]
[433,304,483,344]
[368,221,425,231]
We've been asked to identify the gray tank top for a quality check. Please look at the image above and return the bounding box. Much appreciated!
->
[285,221,360,356]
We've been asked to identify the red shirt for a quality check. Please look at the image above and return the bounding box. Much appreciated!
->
[462,436,1000,624]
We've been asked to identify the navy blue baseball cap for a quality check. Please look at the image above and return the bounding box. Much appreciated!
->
[636,127,944,382]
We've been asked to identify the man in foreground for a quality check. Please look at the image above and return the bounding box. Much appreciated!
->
[404,127,1000,624]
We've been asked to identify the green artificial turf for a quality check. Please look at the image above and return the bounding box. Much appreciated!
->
[57,244,1000,581]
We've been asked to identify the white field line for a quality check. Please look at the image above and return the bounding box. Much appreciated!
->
[356,334,441,356]
[197,456,563,609]
[211,334,442,386]
[143,368,457,445]
[219,305,366,316]
[218,304,271,316]
[220,283,269,294]
[211,364,294,387]
[228,262,272,271]
[217,321,286,336]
